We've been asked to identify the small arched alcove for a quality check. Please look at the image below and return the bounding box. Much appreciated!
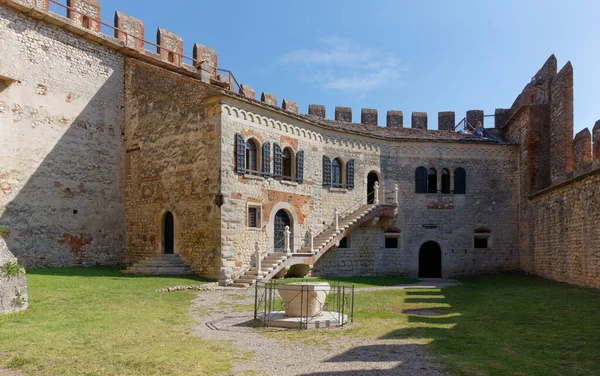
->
[418,241,441,278]
[162,211,175,254]
[367,171,380,204]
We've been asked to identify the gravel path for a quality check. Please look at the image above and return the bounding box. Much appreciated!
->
[191,280,458,376]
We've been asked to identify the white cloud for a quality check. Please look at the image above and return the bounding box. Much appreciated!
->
[276,37,406,92]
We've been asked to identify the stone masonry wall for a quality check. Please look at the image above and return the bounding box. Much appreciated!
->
[315,142,519,278]
[219,97,381,284]
[528,171,600,288]
[124,59,222,280]
[220,96,519,282]
[502,56,600,289]
[0,3,126,267]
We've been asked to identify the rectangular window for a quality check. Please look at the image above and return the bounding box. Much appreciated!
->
[248,207,260,228]
[385,236,399,249]
[474,236,488,249]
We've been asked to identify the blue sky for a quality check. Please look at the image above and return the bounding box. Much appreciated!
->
[96,0,600,134]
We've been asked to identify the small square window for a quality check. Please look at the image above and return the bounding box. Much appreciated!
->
[474,236,488,249]
[248,207,261,228]
[385,236,400,249]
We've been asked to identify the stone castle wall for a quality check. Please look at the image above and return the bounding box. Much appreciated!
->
[314,142,519,278]
[124,59,222,279]
[219,97,379,283]
[0,3,126,267]
[502,56,600,289]
[220,96,519,283]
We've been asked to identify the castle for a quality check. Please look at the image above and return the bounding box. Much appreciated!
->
[0,0,598,288]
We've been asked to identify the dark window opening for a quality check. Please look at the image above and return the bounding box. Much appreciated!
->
[338,236,348,248]
[367,172,379,204]
[282,148,292,179]
[428,168,438,193]
[385,236,399,249]
[245,139,258,174]
[163,212,174,254]
[474,237,488,249]
[415,166,428,193]
[441,168,451,193]
[332,158,343,188]
[168,51,175,64]
[454,167,466,194]
[248,207,259,228]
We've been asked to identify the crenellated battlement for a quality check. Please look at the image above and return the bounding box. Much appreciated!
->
[4,0,513,138]
[5,0,219,80]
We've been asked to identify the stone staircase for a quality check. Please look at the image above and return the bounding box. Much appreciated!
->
[230,203,398,287]
[122,254,194,276]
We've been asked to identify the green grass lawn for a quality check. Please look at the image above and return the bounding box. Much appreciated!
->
[267,273,600,376]
[356,273,600,376]
[281,275,418,288]
[0,268,245,376]
[2,269,599,376]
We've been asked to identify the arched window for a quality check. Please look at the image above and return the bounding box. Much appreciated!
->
[245,139,258,174]
[454,167,466,194]
[415,167,428,193]
[332,158,343,188]
[428,168,438,193]
[441,168,451,193]
[282,148,293,179]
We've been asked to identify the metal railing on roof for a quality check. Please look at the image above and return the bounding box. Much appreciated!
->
[44,0,244,85]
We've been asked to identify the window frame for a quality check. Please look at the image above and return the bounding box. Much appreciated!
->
[282,147,294,180]
[441,168,451,194]
[245,138,261,175]
[454,167,466,194]
[384,233,401,249]
[331,158,344,188]
[246,204,262,230]
[428,168,438,193]
[473,228,492,249]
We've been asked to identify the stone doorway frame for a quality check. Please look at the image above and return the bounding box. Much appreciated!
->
[267,202,300,253]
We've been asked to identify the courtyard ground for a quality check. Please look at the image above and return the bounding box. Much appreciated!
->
[0,269,599,375]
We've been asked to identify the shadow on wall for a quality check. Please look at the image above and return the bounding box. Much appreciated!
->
[0,13,126,267]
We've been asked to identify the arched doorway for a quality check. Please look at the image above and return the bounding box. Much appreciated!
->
[418,241,441,278]
[367,171,379,204]
[274,209,292,252]
[163,211,174,254]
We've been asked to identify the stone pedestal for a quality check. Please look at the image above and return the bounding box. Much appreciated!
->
[277,282,330,317]
[0,238,28,314]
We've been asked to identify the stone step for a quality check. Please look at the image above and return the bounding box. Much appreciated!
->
[230,283,250,288]
[136,261,188,267]
[235,278,257,284]
[126,266,193,275]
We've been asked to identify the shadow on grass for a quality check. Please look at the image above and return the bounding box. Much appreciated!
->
[26,266,211,282]
[303,344,439,375]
